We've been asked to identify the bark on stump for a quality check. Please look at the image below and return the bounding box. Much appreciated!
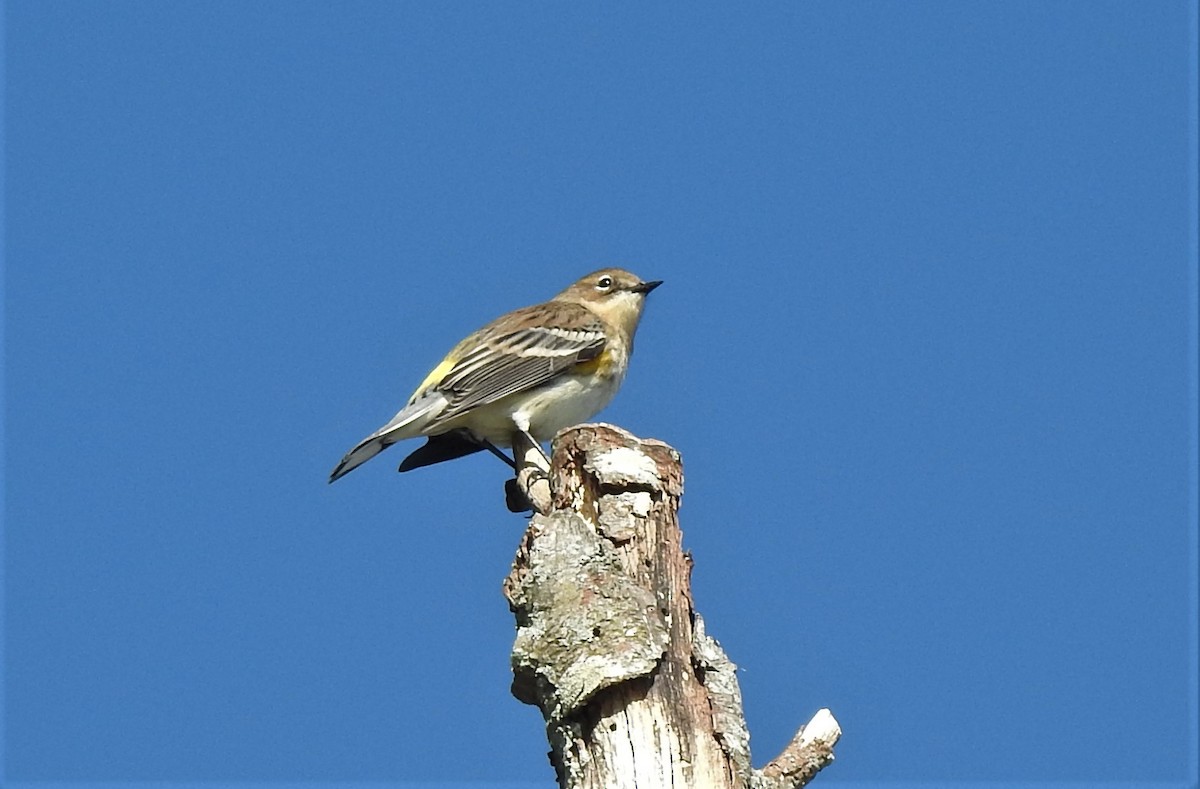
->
[503,424,841,789]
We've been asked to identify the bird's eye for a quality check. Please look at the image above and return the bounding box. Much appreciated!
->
[596,276,614,291]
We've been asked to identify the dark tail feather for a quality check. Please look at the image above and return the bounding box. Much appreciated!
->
[398,431,489,472]
[329,436,389,483]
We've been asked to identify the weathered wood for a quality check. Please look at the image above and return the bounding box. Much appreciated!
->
[503,424,840,789]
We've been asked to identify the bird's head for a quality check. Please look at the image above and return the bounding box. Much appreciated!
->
[557,268,663,338]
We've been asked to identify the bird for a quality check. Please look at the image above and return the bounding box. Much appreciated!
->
[329,268,662,482]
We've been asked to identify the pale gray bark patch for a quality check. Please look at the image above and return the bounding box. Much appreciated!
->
[508,510,670,718]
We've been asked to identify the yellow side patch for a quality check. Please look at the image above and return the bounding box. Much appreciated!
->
[411,356,457,402]
[573,349,614,377]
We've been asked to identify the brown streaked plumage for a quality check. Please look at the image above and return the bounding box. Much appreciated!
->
[329,268,662,482]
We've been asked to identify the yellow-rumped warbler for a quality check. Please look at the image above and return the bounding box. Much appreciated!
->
[329,268,662,482]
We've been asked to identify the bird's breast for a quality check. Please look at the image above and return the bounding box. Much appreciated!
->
[518,371,623,441]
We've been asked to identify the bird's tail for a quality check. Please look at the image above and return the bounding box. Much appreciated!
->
[328,394,444,483]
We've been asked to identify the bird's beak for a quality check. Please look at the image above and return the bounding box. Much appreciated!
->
[633,279,663,294]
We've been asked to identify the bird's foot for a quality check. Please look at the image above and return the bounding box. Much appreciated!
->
[506,430,552,514]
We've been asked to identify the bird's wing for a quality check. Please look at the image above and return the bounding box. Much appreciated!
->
[421,301,607,430]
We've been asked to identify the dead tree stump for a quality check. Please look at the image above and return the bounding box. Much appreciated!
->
[503,424,841,789]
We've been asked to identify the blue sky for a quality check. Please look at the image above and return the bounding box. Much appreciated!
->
[4,1,1197,786]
